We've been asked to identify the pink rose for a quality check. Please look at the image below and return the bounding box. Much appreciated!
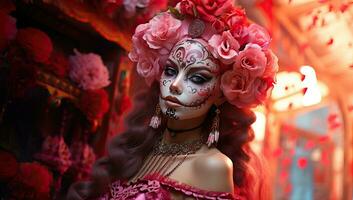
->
[209,30,240,64]
[129,22,162,86]
[136,57,161,86]
[234,44,266,78]
[263,49,279,78]
[229,23,247,46]
[253,77,274,103]
[129,14,180,86]
[220,68,255,108]
[69,50,111,90]
[246,24,271,49]
[143,12,184,54]
[239,77,274,107]
[129,23,151,62]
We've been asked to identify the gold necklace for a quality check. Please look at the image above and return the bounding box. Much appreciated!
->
[152,138,204,156]
[129,138,204,182]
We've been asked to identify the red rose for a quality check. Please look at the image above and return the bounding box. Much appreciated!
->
[101,0,123,16]
[46,51,69,77]
[195,0,233,22]
[229,23,248,46]
[212,18,226,32]
[0,151,18,182]
[180,0,196,16]
[179,0,233,23]
[7,52,38,98]
[0,0,16,14]
[8,162,53,200]
[79,89,110,121]
[223,7,246,29]
[0,12,17,52]
[16,28,53,63]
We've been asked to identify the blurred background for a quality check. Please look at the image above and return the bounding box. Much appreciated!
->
[0,0,352,199]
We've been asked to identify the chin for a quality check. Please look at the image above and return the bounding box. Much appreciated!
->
[159,98,211,121]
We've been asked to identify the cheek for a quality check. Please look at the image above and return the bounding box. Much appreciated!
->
[187,81,217,99]
[197,84,216,97]
[160,76,172,93]
[161,79,172,87]
[182,81,218,107]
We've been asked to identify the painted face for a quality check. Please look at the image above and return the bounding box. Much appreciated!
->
[159,39,222,120]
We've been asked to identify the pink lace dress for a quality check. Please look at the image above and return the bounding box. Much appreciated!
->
[99,174,244,200]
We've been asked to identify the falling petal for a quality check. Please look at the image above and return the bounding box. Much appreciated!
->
[304,140,316,150]
[319,135,329,143]
[326,38,334,45]
[273,148,283,157]
[329,122,341,130]
[327,113,338,123]
[297,157,307,169]
[340,2,353,13]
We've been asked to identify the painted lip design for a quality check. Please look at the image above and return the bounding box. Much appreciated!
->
[162,96,183,107]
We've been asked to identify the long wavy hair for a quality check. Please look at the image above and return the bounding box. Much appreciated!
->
[67,81,270,200]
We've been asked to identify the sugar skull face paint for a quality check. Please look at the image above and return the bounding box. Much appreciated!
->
[159,39,222,120]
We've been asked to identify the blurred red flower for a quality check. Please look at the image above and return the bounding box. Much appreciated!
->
[0,150,18,182]
[0,12,17,52]
[8,162,53,200]
[79,89,110,121]
[16,28,53,63]
[46,51,69,77]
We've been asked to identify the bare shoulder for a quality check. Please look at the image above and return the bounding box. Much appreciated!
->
[194,148,233,174]
[191,147,234,193]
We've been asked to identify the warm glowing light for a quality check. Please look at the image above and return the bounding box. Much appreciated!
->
[252,111,266,141]
[271,67,328,111]
[250,109,267,154]
[300,65,321,106]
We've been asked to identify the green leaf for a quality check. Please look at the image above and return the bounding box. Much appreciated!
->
[168,6,185,20]
[192,6,198,18]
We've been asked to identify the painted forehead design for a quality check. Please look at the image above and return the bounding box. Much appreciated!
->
[168,39,219,73]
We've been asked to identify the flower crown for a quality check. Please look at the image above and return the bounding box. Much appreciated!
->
[129,0,279,108]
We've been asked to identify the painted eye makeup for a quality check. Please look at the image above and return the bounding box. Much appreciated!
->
[189,74,211,84]
[164,66,178,77]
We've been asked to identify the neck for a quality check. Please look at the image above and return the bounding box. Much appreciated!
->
[163,115,206,144]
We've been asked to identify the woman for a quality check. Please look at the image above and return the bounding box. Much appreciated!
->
[68,0,278,199]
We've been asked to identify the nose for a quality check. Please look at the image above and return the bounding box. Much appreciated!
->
[169,75,183,95]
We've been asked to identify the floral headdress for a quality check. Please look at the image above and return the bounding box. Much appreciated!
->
[129,0,279,108]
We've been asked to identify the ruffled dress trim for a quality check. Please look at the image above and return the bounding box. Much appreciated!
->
[101,173,244,200]
[143,174,243,200]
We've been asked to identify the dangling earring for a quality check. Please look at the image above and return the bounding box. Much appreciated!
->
[149,104,162,129]
[207,107,220,147]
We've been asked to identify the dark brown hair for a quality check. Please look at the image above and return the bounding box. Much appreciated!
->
[67,83,261,199]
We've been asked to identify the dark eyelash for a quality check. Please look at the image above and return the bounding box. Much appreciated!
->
[189,74,211,84]
[164,66,177,76]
